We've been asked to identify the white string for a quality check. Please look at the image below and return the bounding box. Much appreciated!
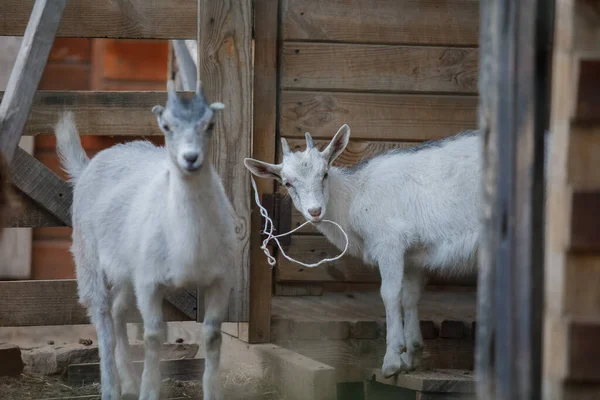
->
[250,176,349,268]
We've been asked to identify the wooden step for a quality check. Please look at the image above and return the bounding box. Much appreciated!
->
[365,369,475,400]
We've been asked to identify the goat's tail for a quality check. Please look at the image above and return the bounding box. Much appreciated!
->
[54,111,89,184]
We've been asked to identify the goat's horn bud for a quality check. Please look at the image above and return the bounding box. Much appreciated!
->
[305,132,314,148]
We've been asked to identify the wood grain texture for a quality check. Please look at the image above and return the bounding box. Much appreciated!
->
[277,235,477,286]
[282,0,479,46]
[370,369,475,393]
[0,0,197,39]
[0,91,192,136]
[281,43,478,93]
[4,186,64,228]
[9,148,71,225]
[0,0,66,163]
[247,0,279,343]
[277,236,381,283]
[198,0,253,322]
[281,91,478,140]
[0,280,192,326]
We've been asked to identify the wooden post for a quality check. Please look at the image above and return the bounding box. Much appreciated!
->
[197,0,253,322]
[477,0,554,399]
[543,0,600,398]
[0,0,66,162]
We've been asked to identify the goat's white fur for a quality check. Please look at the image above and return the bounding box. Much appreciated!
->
[55,83,235,400]
[245,124,549,377]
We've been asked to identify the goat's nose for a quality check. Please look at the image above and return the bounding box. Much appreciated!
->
[183,152,199,164]
[308,207,322,218]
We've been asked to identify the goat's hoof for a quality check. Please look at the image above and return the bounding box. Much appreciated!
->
[382,352,409,378]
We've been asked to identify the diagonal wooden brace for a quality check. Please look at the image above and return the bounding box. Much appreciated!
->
[0,0,66,163]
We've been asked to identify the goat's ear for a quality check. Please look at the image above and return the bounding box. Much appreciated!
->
[244,158,282,182]
[152,105,164,118]
[322,124,350,165]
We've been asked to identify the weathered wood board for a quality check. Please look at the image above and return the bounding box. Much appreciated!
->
[280,91,478,141]
[0,0,197,39]
[281,43,478,93]
[282,0,480,46]
[0,91,192,137]
[198,0,253,322]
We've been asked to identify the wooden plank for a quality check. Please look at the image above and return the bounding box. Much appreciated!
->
[281,0,479,46]
[0,91,195,137]
[281,91,478,141]
[0,1,197,39]
[276,236,381,283]
[368,369,475,393]
[68,358,205,385]
[4,187,64,228]
[278,234,477,285]
[485,0,551,398]
[0,0,66,163]
[567,319,600,382]
[0,280,193,326]
[248,0,279,343]
[570,191,600,251]
[9,148,71,225]
[281,43,478,93]
[198,0,253,322]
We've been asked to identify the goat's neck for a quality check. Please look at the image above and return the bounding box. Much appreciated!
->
[316,167,361,255]
[166,161,216,214]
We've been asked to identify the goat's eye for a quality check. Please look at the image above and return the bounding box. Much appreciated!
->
[162,124,170,132]
[284,182,292,188]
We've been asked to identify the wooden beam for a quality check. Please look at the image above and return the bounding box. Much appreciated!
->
[0,0,66,163]
[0,280,194,327]
[478,0,554,399]
[198,0,253,323]
[0,91,194,137]
[9,147,71,225]
[0,0,197,39]
[4,186,64,228]
[247,0,279,344]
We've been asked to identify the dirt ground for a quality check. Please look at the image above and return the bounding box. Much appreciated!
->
[0,372,286,400]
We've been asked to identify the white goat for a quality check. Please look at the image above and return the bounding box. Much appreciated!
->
[244,125,484,377]
[55,81,235,400]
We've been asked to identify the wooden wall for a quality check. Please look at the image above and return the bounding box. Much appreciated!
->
[273,0,480,292]
[31,38,168,280]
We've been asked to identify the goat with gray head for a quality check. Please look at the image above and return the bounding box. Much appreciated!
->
[55,80,235,400]
[244,125,484,377]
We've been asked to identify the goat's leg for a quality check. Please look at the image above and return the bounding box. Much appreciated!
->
[400,269,426,371]
[135,283,166,400]
[202,278,231,400]
[379,253,409,378]
[111,283,140,399]
[85,275,120,399]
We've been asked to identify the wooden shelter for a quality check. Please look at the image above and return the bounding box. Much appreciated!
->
[1,0,599,399]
